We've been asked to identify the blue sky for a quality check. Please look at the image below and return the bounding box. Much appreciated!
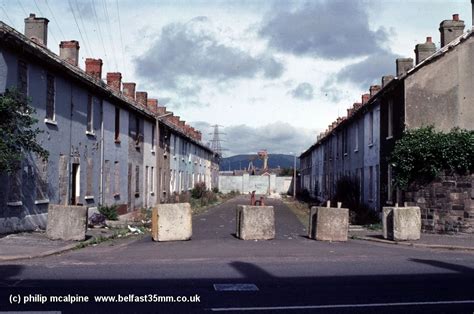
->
[1,0,471,156]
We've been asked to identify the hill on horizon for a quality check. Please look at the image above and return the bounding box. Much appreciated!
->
[220,154,300,171]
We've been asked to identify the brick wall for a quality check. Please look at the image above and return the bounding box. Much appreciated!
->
[404,173,474,233]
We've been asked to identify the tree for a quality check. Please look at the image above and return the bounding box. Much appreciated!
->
[0,89,49,173]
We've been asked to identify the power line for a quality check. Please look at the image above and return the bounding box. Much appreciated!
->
[33,0,58,45]
[17,0,28,17]
[68,0,92,57]
[101,0,118,70]
[45,0,66,39]
[91,0,109,70]
[0,4,15,26]
[115,0,125,72]
[74,0,93,57]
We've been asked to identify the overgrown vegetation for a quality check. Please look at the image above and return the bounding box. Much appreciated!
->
[0,89,49,173]
[98,204,118,221]
[332,176,379,225]
[390,126,474,189]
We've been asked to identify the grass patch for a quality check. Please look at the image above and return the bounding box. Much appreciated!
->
[282,197,309,228]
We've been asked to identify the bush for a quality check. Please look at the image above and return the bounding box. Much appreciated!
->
[390,126,474,189]
[98,204,118,220]
[212,187,219,194]
[191,182,207,199]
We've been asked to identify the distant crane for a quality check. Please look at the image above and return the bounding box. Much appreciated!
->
[257,150,269,171]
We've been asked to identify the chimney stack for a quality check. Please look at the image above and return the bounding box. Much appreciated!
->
[136,91,148,107]
[156,106,167,116]
[147,98,158,113]
[369,85,381,97]
[59,40,80,66]
[361,93,370,105]
[85,58,103,80]
[122,82,136,100]
[106,72,122,92]
[396,58,413,77]
[24,14,49,46]
[382,75,394,88]
[414,37,436,65]
[439,14,465,47]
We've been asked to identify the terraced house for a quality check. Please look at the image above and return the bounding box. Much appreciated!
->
[0,14,219,234]
[300,14,474,218]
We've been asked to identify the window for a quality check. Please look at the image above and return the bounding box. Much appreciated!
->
[86,158,93,197]
[369,166,374,201]
[387,99,393,138]
[151,124,156,152]
[135,117,140,145]
[387,165,393,203]
[87,95,93,133]
[46,74,55,121]
[368,111,374,145]
[135,165,140,195]
[17,60,28,96]
[114,107,120,142]
[173,136,177,156]
[343,128,348,155]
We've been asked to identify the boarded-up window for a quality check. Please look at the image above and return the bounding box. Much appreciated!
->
[114,107,120,141]
[58,154,68,205]
[135,165,140,194]
[151,124,156,151]
[387,99,393,138]
[86,158,93,196]
[17,60,28,96]
[387,165,393,203]
[369,111,374,145]
[8,165,22,204]
[369,166,374,201]
[46,74,55,120]
[135,117,140,144]
[87,95,93,132]
[35,158,48,201]
[104,160,111,196]
[114,161,120,196]
[150,167,154,193]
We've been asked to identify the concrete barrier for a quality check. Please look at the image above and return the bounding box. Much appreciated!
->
[236,205,275,240]
[152,203,192,242]
[308,207,349,241]
[383,206,421,241]
[46,204,88,241]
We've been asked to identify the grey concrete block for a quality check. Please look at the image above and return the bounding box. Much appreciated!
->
[236,205,275,240]
[383,206,421,241]
[46,204,88,241]
[308,207,349,242]
[152,203,192,242]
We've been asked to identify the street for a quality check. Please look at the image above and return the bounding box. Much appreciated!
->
[1,196,474,313]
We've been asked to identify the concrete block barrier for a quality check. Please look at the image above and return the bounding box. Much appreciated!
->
[308,207,349,242]
[152,203,192,242]
[46,204,88,241]
[383,206,421,241]
[236,205,275,240]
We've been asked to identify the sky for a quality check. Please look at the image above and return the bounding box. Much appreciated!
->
[1,0,472,156]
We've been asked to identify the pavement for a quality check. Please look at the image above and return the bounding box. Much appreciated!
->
[0,227,119,261]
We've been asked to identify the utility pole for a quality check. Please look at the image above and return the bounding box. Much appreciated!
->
[293,153,296,199]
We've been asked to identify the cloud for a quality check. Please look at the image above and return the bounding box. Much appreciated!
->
[259,1,388,59]
[134,17,284,92]
[189,121,318,156]
[336,49,400,89]
[290,82,314,100]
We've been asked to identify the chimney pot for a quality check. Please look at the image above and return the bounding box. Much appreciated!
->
[24,14,49,46]
[122,82,136,100]
[59,41,80,66]
[453,14,459,21]
[136,91,148,107]
[147,98,158,113]
[85,58,103,80]
[382,75,394,88]
[369,85,381,97]
[426,36,432,43]
[106,72,122,92]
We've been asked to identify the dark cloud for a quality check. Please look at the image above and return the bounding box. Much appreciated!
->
[336,49,400,89]
[259,1,388,59]
[290,82,314,100]
[134,17,284,92]
[189,121,317,156]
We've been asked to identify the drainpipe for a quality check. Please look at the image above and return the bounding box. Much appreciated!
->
[99,100,104,205]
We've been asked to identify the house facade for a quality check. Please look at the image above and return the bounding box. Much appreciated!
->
[0,14,219,234]
[300,14,473,215]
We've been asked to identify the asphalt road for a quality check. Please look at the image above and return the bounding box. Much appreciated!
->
[1,195,474,313]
